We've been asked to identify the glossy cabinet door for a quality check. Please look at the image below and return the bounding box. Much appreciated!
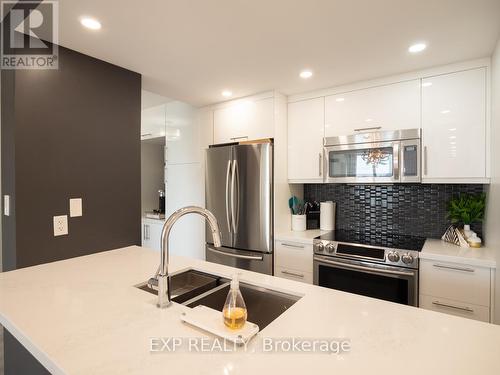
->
[419,258,492,322]
[421,68,487,182]
[287,97,325,182]
[213,97,274,144]
[165,101,199,164]
[275,241,314,284]
[142,219,164,251]
[324,80,421,137]
[141,104,166,140]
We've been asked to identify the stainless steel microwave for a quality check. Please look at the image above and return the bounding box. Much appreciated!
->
[323,129,421,183]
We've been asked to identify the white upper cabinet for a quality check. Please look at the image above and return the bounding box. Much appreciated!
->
[421,68,487,182]
[324,80,421,137]
[288,98,325,182]
[141,104,166,140]
[165,101,199,164]
[213,96,274,144]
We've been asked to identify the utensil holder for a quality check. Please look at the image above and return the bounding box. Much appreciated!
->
[291,214,306,232]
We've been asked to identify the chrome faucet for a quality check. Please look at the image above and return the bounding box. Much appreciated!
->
[154,206,222,308]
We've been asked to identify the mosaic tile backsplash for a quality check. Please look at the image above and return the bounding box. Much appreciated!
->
[304,184,485,239]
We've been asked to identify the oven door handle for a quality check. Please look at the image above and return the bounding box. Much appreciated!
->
[313,256,416,277]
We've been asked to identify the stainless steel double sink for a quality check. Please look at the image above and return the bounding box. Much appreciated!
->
[136,269,301,330]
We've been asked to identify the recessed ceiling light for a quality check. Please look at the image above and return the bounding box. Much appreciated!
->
[80,17,101,30]
[422,82,432,87]
[300,70,313,79]
[365,118,373,122]
[221,90,232,98]
[336,98,345,102]
[408,43,427,53]
[441,109,451,114]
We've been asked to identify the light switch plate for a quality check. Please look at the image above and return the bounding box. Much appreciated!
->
[53,215,68,236]
[69,198,83,217]
[4,195,10,216]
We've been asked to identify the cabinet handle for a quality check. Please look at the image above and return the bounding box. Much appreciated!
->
[432,264,475,273]
[432,300,474,313]
[281,270,305,278]
[143,224,149,240]
[230,136,248,141]
[423,146,428,176]
[281,243,305,249]
[353,126,382,132]
[318,153,322,177]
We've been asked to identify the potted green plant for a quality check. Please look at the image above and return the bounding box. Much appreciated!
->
[447,193,486,238]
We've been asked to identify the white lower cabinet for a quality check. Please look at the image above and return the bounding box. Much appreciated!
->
[142,219,165,251]
[275,266,313,284]
[275,240,313,284]
[419,295,490,322]
[419,259,493,322]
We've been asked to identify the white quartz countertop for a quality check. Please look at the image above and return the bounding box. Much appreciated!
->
[275,229,328,244]
[1,246,500,375]
[276,231,498,268]
[421,239,497,268]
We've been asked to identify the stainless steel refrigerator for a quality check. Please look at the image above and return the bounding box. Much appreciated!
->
[205,143,273,275]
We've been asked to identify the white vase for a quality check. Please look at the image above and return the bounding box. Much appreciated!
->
[463,224,474,239]
[291,214,306,232]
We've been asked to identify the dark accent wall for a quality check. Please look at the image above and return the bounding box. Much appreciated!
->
[1,44,142,271]
[304,184,485,239]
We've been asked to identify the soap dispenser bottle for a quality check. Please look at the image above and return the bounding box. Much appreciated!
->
[222,274,247,330]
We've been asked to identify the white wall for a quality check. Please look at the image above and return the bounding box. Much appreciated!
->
[484,36,500,324]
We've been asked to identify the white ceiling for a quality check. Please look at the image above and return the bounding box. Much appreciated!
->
[57,0,500,106]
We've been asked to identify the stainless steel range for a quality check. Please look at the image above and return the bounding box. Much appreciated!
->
[313,231,425,306]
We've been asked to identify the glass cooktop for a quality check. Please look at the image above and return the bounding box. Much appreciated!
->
[315,230,426,251]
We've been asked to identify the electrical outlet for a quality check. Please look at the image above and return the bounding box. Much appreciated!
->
[53,215,68,236]
[4,195,10,216]
[70,198,83,217]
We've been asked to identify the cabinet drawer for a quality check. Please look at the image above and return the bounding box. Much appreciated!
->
[420,294,490,322]
[275,241,313,274]
[420,259,491,306]
[275,266,313,284]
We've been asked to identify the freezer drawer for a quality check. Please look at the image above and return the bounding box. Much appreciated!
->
[205,245,273,275]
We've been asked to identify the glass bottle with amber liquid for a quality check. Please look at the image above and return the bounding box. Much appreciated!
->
[222,274,247,330]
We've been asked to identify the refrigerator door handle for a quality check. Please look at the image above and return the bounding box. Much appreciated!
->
[231,159,239,233]
[225,159,232,233]
[207,246,263,261]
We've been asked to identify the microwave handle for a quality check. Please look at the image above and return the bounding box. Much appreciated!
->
[423,146,428,176]
[318,153,322,177]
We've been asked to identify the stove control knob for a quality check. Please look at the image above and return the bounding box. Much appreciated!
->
[326,243,335,253]
[387,251,400,263]
[316,243,324,252]
[401,253,414,265]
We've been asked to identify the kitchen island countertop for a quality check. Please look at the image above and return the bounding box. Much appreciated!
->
[0,246,499,375]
